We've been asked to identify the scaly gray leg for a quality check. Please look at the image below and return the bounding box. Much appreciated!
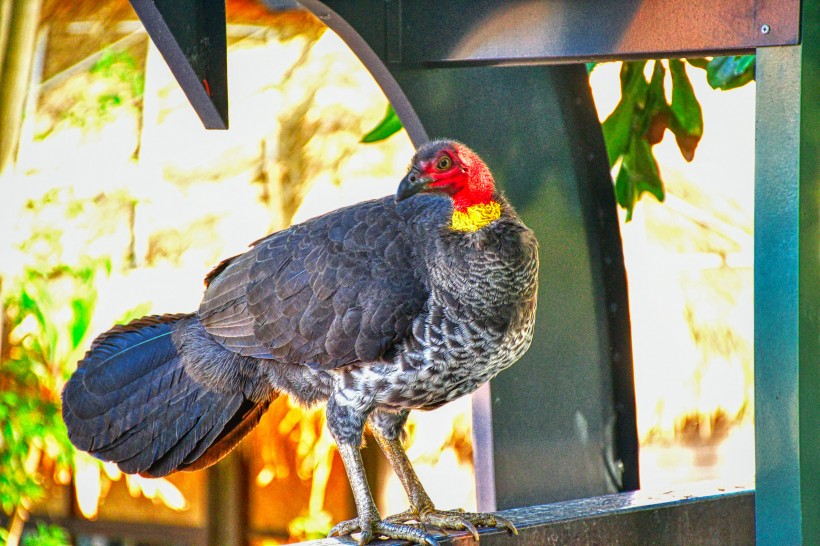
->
[325,398,439,546]
[369,409,518,542]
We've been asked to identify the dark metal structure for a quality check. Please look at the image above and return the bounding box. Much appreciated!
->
[127,0,818,544]
[299,485,755,546]
[129,0,229,129]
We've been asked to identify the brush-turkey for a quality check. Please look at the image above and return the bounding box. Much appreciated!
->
[63,140,539,545]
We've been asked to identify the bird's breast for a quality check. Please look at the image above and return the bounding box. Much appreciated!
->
[332,217,538,413]
[371,253,537,411]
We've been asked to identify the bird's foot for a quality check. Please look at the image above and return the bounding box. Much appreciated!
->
[328,515,441,546]
[383,507,518,542]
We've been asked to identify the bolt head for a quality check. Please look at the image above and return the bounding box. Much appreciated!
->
[761,24,771,34]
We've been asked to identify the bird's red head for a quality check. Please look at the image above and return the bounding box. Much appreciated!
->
[396,140,496,212]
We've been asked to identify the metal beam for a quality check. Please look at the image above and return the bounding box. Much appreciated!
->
[140,0,803,127]
[390,0,799,66]
[129,0,228,129]
[754,0,820,543]
[295,486,754,546]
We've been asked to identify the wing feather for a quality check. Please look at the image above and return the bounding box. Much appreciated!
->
[198,196,444,368]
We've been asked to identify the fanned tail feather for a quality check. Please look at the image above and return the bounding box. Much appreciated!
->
[62,314,272,477]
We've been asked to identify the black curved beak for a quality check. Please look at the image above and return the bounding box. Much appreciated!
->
[396,171,434,201]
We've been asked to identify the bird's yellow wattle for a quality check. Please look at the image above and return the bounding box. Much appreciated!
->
[450,201,502,232]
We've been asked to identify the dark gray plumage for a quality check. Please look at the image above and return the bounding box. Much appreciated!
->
[62,140,538,545]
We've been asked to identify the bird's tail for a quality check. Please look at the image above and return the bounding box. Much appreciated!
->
[62,313,272,477]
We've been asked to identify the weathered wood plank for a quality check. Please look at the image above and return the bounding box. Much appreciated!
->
[297,485,753,546]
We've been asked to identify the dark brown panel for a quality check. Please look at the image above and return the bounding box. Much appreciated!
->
[397,0,800,66]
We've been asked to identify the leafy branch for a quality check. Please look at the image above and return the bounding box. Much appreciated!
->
[361,56,755,221]
[0,258,161,545]
[1,260,106,546]
[601,56,754,220]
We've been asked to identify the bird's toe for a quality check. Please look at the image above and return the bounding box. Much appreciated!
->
[327,511,439,546]
[328,517,361,538]
[382,508,417,524]
[374,521,440,546]
[328,516,440,546]
[417,508,519,540]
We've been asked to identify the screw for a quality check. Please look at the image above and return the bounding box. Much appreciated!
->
[761,24,771,34]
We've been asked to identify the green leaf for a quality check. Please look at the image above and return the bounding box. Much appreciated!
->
[668,59,704,161]
[621,61,649,106]
[628,136,665,203]
[669,60,703,135]
[70,298,92,350]
[602,100,636,167]
[685,57,710,70]
[20,289,46,332]
[706,55,755,90]
[615,135,665,221]
[361,104,403,143]
[22,523,70,546]
[614,162,637,221]
[642,61,670,144]
[601,61,649,167]
[645,61,667,115]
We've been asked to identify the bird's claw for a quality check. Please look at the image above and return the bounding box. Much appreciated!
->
[383,507,518,542]
[328,516,440,546]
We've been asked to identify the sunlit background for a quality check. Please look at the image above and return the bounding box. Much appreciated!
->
[0,1,753,544]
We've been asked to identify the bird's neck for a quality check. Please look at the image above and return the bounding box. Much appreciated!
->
[450,200,502,232]
[448,165,498,231]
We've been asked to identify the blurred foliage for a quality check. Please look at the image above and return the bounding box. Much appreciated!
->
[1,258,108,545]
[90,49,146,100]
[36,49,145,140]
[1,253,166,542]
[362,55,755,221]
[0,522,69,546]
[23,523,70,546]
[288,510,334,541]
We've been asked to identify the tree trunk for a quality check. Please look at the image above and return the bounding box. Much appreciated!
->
[0,0,42,175]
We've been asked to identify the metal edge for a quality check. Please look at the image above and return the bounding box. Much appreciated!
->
[128,0,228,129]
[297,0,428,146]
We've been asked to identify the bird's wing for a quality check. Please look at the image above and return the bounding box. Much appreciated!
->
[198,196,439,369]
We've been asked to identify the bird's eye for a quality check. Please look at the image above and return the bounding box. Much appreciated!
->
[435,155,452,171]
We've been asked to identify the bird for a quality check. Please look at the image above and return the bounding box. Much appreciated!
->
[62,139,539,546]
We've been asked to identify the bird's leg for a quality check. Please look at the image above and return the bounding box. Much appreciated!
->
[369,410,518,541]
[325,398,439,546]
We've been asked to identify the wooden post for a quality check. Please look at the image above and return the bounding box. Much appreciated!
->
[207,452,246,546]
